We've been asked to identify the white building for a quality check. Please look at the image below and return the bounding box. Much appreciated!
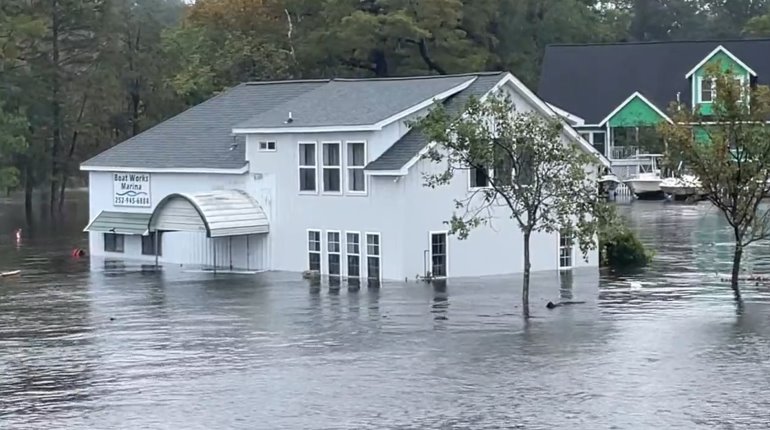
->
[81,72,610,283]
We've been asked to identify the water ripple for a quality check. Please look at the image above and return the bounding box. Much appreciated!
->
[2,198,770,428]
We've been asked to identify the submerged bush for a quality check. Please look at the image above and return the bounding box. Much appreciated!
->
[600,227,653,268]
[596,203,652,269]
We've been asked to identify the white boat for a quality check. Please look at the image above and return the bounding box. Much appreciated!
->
[598,173,621,196]
[660,174,703,200]
[623,154,664,199]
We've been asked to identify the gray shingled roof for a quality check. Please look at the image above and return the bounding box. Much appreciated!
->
[365,72,506,171]
[81,81,326,169]
[233,75,477,130]
[82,73,506,171]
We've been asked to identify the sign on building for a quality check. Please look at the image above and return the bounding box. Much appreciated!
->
[113,173,151,207]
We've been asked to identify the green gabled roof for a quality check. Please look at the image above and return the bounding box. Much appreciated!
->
[599,92,671,127]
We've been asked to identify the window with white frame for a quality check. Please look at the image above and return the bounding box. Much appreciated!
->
[559,228,573,269]
[366,233,381,283]
[322,142,341,193]
[258,141,276,151]
[430,232,448,277]
[299,143,317,192]
[699,75,748,105]
[327,231,341,276]
[469,165,491,189]
[346,232,361,279]
[308,230,321,271]
[699,77,715,103]
[346,141,366,193]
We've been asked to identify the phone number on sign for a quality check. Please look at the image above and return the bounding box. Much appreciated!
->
[114,196,150,206]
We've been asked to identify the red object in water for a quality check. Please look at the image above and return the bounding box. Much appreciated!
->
[71,248,86,258]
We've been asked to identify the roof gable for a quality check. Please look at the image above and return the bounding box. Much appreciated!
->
[685,45,757,78]
[599,92,671,127]
[367,72,611,173]
[538,39,770,125]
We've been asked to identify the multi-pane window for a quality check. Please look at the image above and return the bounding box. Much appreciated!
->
[700,78,715,103]
[431,233,447,278]
[346,232,361,279]
[366,233,381,283]
[346,142,366,193]
[327,231,341,276]
[322,142,341,193]
[104,233,124,253]
[308,230,321,271]
[141,232,162,256]
[299,143,317,192]
[259,141,276,151]
[592,132,606,155]
[559,228,573,269]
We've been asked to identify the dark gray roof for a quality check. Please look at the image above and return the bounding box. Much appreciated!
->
[234,75,477,129]
[366,72,506,171]
[538,39,770,125]
[82,81,326,169]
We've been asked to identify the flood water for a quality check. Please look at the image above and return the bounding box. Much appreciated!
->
[2,193,770,429]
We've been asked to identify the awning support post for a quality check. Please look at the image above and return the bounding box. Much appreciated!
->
[229,236,233,271]
[154,231,159,269]
[246,235,250,271]
[212,238,217,275]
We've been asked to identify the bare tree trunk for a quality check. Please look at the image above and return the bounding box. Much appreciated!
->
[24,165,33,219]
[49,0,62,213]
[731,241,743,302]
[522,230,531,319]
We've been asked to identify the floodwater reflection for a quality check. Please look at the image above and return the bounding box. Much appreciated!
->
[2,194,770,428]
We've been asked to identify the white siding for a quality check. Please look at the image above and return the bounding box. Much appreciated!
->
[248,132,408,279]
[87,171,270,270]
[86,80,599,279]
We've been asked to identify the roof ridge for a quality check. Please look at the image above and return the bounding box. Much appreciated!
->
[547,37,770,48]
[331,71,504,82]
[244,79,331,85]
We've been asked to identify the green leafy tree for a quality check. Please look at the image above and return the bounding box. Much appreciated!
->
[496,0,619,85]
[659,66,770,301]
[299,0,495,77]
[416,93,606,318]
[0,103,29,193]
[163,0,294,102]
[744,11,770,35]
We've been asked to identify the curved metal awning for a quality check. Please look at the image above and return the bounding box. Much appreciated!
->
[148,190,269,237]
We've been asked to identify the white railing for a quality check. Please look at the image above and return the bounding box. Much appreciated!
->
[610,146,640,160]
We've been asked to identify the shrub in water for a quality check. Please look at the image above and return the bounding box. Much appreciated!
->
[600,227,652,269]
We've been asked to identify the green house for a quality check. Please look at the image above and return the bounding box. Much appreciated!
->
[538,40,770,177]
